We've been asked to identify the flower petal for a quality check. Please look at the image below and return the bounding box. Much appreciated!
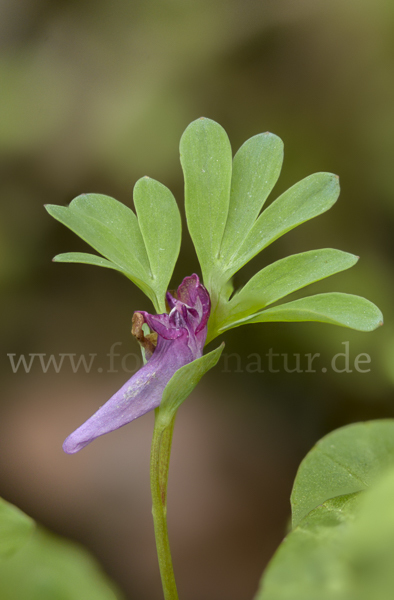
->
[141,311,184,340]
[63,274,211,454]
[63,335,193,454]
[177,274,211,332]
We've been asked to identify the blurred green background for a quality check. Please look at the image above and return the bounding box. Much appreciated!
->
[0,0,393,598]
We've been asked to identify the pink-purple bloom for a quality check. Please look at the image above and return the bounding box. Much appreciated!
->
[63,274,210,454]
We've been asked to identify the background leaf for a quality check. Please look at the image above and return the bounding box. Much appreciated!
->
[291,420,394,528]
[257,424,394,600]
[0,527,123,600]
[257,467,394,600]
[346,467,394,600]
[181,117,232,283]
[0,498,34,560]
[255,494,359,600]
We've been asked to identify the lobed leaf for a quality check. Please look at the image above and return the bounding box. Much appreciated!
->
[53,252,122,271]
[223,172,340,279]
[133,176,181,308]
[219,132,283,264]
[181,117,232,282]
[46,183,182,312]
[225,292,383,334]
[46,194,149,275]
[222,249,358,324]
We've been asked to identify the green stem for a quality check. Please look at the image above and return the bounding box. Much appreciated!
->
[150,409,179,600]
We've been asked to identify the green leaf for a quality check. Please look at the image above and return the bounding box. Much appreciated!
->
[255,494,360,600]
[223,172,340,279]
[46,194,149,275]
[346,467,394,600]
[53,252,122,271]
[178,121,382,343]
[45,194,152,294]
[257,426,394,600]
[291,420,394,529]
[133,176,181,308]
[181,117,232,282]
[0,498,34,560]
[46,184,182,312]
[226,292,383,333]
[219,132,283,265]
[157,343,225,427]
[220,249,358,325]
[0,527,123,599]
[257,468,394,600]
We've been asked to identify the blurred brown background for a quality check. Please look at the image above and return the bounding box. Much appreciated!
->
[0,0,393,598]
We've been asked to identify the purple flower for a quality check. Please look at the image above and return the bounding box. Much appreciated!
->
[63,274,210,454]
